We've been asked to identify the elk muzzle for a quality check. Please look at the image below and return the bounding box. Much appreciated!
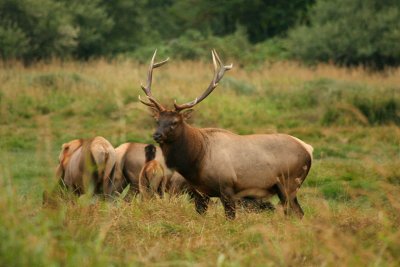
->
[153,132,164,143]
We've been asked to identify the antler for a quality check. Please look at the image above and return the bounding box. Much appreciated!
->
[174,49,233,111]
[138,49,169,112]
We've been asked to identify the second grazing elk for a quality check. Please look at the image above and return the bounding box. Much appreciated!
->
[139,144,167,199]
[113,142,195,197]
[138,50,313,219]
[112,142,175,194]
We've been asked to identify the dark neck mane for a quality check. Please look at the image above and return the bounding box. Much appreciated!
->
[160,123,207,183]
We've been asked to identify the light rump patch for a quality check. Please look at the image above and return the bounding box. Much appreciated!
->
[288,135,314,161]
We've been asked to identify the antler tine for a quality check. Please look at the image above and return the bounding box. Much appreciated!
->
[213,49,233,81]
[138,95,166,112]
[174,50,233,111]
[139,49,169,111]
[140,49,169,95]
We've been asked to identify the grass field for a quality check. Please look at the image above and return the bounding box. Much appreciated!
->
[0,59,399,266]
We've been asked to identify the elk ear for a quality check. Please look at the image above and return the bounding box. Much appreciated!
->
[181,109,194,120]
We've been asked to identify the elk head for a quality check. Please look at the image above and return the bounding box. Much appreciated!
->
[144,144,157,162]
[138,49,232,144]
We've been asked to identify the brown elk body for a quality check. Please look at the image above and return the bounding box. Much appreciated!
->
[138,144,167,198]
[113,142,177,194]
[138,50,313,219]
[167,172,195,197]
[113,143,275,208]
[56,136,116,196]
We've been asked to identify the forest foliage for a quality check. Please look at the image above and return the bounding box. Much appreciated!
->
[1,0,399,68]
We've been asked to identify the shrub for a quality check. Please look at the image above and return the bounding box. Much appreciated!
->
[131,27,255,65]
[0,0,78,62]
[0,0,115,61]
[0,22,29,60]
[353,96,400,125]
[286,0,400,69]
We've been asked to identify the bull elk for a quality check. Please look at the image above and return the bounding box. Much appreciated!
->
[138,50,313,219]
[55,136,116,196]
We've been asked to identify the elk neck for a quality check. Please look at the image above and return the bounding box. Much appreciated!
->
[160,122,207,183]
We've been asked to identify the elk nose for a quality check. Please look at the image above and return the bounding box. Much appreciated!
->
[153,132,163,143]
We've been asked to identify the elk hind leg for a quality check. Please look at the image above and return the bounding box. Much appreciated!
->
[275,183,290,215]
[290,196,304,218]
[275,183,304,218]
[287,176,305,218]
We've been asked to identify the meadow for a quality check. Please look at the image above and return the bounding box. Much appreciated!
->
[0,59,399,266]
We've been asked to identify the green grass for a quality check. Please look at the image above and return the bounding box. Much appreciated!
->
[0,60,399,266]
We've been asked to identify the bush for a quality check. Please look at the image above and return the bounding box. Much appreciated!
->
[0,22,29,60]
[254,38,289,62]
[0,0,78,62]
[132,27,255,64]
[0,0,115,62]
[353,96,400,125]
[132,27,294,67]
[264,78,400,126]
[66,0,114,59]
[286,0,400,69]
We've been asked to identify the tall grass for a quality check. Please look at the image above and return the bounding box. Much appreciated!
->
[0,59,399,266]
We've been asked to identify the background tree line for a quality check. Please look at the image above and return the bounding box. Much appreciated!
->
[0,0,399,68]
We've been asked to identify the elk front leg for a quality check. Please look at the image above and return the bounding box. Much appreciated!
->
[221,196,236,220]
[193,190,210,215]
[221,188,236,220]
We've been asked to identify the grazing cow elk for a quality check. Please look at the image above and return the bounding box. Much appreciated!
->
[138,144,167,198]
[138,50,313,219]
[55,136,116,196]
[112,142,175,194]
[113,142,202,199]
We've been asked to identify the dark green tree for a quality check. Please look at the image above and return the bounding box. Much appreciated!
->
[0,0,77,61]
[0,22,29,59]
[287,0,400,68]
[101,0,153,54]
[167,0,315,43]
[65,0,114,59]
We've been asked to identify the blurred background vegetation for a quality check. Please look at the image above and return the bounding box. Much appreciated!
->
[1,0,400,69]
